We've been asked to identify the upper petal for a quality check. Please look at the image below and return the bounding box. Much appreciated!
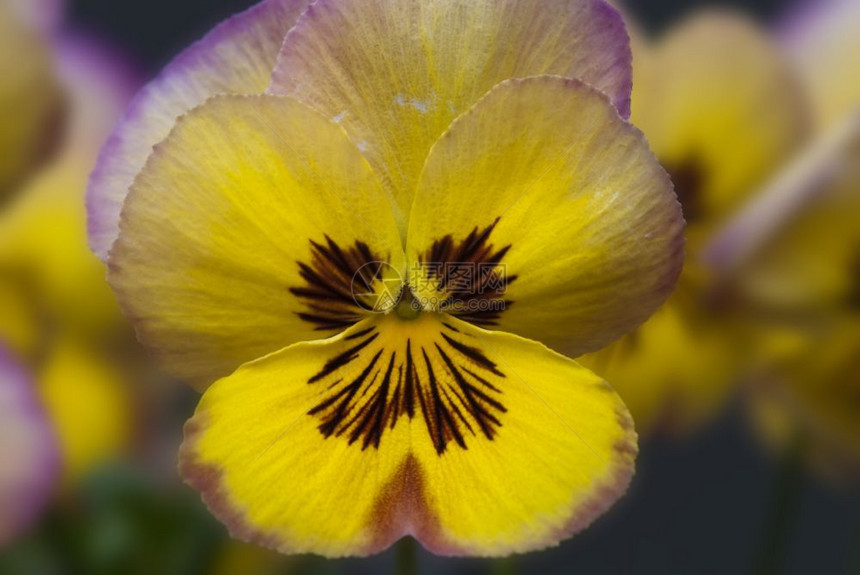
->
[406,76,684,358]
[269,0,632,234]
[180,313,635,556]
[86,0,312,260]
[108,94,405,388]
[0,345,59,546]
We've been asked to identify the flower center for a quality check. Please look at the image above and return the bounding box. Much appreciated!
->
[393,285,422,320]
[290,222,516,453]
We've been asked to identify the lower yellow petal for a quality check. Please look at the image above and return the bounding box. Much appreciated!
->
[747,320,860,480]
[181,313,635,556]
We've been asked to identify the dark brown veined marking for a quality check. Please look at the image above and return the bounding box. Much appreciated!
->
[307,323,507,455]
[290,236,390,331]
[419,217,517,326]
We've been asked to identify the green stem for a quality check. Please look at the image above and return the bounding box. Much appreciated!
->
[753,437,806,575]
[490,556,519,575]
[395,537,418,575]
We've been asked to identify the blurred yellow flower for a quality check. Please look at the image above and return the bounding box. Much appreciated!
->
[0,29,140,486]
[710,118,860,481]
[705,0,859,479]
[0,0,63,197]
[580,11,809,436]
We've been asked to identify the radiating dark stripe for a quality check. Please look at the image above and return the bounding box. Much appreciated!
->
[307,327,507,455]
[290,236,388,330]
[419,217,517,326]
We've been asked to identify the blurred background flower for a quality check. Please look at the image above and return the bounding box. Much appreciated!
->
[579,9,808,437]
[0,4,140,487]
[0,0,858,573]
[0,0,64,198]
[706,0,860,486]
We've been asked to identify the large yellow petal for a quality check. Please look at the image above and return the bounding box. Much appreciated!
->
[108,95,405,388]
[269,0,633,233]
[633,11,808,240]
[87,0,312,259]
[406,76,683,358]
[181,313,634,556]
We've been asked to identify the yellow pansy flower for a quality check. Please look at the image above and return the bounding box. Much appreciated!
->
[579,11,809,436]
[90,0,684,557]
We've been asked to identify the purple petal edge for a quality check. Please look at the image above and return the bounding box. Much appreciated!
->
[777,0,850,49]
[594,0,633,119]
[86,0,306,261]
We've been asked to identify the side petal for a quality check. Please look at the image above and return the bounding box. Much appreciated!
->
[406,76,684,358]
[86,0,312,260]
[180,313,635,557]
[704,114,860,282]
[269,0,632,233]
[108,95,405,388]
[0,345,59,546]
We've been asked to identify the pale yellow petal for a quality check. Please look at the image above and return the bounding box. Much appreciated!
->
[270,0,633,233]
